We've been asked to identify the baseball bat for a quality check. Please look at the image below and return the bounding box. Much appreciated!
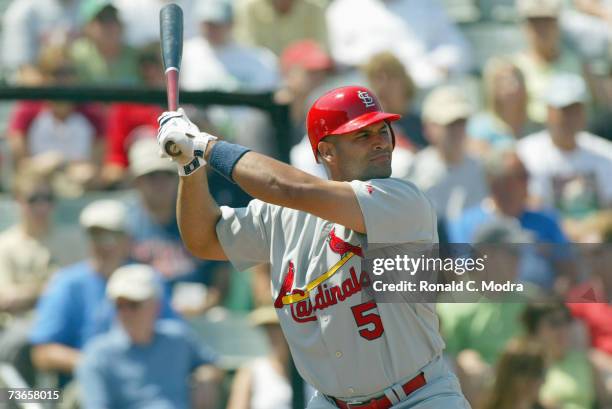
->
[160,3,183,156]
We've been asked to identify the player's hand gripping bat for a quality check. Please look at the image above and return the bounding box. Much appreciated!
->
[159,3,183,157]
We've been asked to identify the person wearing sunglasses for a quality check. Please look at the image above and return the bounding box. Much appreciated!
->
[0,166,63,385]
[6,43,106,195]
[77,264,219,409]
[448,148,576,293]
[29,199,177,389]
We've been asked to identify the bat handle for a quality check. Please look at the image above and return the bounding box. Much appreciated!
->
[164,68,182,156]
[166,68,179,111]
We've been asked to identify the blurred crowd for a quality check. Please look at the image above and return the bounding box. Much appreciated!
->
[0,0,610,408]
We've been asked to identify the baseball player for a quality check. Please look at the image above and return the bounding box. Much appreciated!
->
[157,86,471,409]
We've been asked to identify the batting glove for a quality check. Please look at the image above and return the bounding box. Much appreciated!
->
[157,108,217,176]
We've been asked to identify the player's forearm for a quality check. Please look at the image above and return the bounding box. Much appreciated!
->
[205,142,323,209]
[204,141,365,232]
[177,168,226,260]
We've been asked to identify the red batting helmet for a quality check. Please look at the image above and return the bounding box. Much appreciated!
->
[306,85,401,162]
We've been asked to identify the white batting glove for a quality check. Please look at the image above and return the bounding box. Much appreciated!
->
[157,108,217,176]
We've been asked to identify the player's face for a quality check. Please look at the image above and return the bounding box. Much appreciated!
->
[319,121,393,181]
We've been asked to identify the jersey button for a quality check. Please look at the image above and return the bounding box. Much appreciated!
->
[335,351,342,358]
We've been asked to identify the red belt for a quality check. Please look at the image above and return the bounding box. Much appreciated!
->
[333,372,426,409]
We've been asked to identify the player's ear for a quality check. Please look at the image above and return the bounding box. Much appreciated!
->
[317,140,336,164]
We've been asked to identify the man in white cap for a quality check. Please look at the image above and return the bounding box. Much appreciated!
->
[77,264,219,409]
[517,73,612,224]
[29,199,176,385]
[127,138,230,315]
[406,86,488,223]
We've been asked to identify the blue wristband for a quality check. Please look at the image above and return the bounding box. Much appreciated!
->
[208,141,251,183]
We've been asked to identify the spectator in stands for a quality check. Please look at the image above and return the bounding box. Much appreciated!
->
[180,0,279,92]
[0,0,81,84]
[480,339,547,409]
[568,212,612,395]
[29,199,175,385]
[112,0,199,48]
[278,40,335,179]
[101,43,166,188]
[517,73,612,223]
[573,0,612,22]
[448,148,575,291]
[588,56,612,141]
[522,301,609,409]
[127,139,229,316]
[0,168,60,384]
[0,169,57,312]
[362,51,427,150]
[180,0,279,157]
[467,57,540,153]
[70,0,139,86]
[406,86,488,221]
[289,51,420,180]
[6,45,106,196]
[77,264,220,409]
[227,306,292,409]
[563,0,611,61]
[437,219,530,405]
[513,0,583,124]
[234,0,328,57]
[103,43,251,215]
[327,0,472,88]
[276,40,334,144]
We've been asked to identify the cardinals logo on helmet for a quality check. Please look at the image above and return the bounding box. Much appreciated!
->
[357,90,376,108]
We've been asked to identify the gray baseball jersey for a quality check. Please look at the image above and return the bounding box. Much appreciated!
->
[216,178,445,400]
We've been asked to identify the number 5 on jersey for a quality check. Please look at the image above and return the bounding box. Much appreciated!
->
[351,301,384,340]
